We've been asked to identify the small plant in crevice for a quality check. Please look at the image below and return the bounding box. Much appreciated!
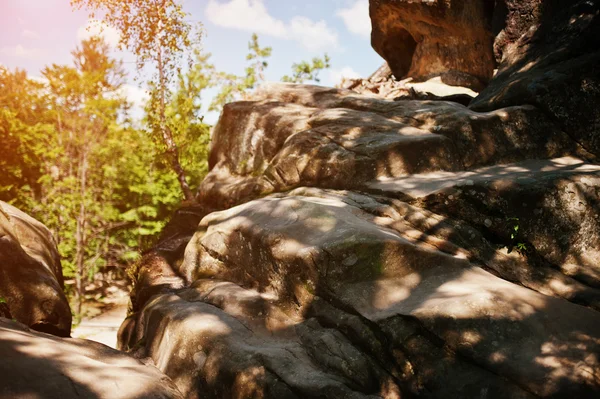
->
[506,217,528,255]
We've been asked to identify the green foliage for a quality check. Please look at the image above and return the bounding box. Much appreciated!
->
[0,297,6,304]
[506,217,528,254]
[282,54,331,84]
[0,38,202,317]
[146,49,213,191]
[72,0,204,201]
[0,67,53,206]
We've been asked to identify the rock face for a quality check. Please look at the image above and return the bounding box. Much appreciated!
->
[370,0,496,90]
[491,0,543,62]
[0,201,71,337]
[199,83,580,211]
[471,0,600,157]
[122,83,600,398]
[0,319,182,399]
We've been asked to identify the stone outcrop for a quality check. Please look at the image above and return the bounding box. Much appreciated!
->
[491,0,543,62]
[198,83,582,211]
[0,318,182,399]
[471,0,600,157]
[0,201,71,337]
[369,0,496,90]
[122,82,600,398]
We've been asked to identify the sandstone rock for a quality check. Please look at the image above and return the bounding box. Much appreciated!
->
[127,187,600,398]
[414,157,600,289]
[366,157,600,308]
[471,0,600,157]
[0,318,182,399]
[126,67,600,399]
[343,63,477,103]
[491,0,543,62]
[369,0,496,90]
[199,83,579,210]
[121,280,394,398]
[0,201,71,337]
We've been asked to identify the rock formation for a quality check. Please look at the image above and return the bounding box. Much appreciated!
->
[370,0,496,90]
[491,0,543,62]
[0,319,183,398]
[471,0,600,158]
[0,201,72,337]
[0,204,184,398]
[120,79,600,398]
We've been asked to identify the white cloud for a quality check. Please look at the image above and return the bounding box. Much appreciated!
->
[328,66,361,86]
[77,19,121,47]
[0,45,46,59]
[206,0,287,37]
[22,29,40,40]
[289,17,338,52]
[205,0,339,52]
[336,0,371,38]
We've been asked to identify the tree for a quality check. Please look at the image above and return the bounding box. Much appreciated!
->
[282,54,331,84]
[2,38,216,322]
[71,0,203,201]
[0,67,53,207]
[41,37,128,316]
[147,49,214,193]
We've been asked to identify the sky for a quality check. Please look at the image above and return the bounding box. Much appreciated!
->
[0,0,384,123]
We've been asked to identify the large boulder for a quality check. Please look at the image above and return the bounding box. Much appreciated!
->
[471,0,600,157]
[0,319,182,399]
[369,0,496,90]
[0,201,71,337]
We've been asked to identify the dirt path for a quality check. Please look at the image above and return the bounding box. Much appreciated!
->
[72,302,128,349]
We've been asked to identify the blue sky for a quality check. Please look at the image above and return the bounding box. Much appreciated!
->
[0,0,384,123]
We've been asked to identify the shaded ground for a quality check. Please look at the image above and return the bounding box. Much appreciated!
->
[72,292,129,349]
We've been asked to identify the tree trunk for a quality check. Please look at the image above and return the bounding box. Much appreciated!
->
[157,46,194,201]
[74,150,88,318]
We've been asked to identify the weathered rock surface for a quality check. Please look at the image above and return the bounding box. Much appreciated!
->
[125,186,600,398]
[367,157,600,307]
[472,0,600,157]
[124,84,600,398]
[370,0,496,90]
[0,201,71,337]
[491,0,543,62]
[0,318,182,399]
[342,63,477,103]
[418,158,600,289]
[199,83,581,211]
